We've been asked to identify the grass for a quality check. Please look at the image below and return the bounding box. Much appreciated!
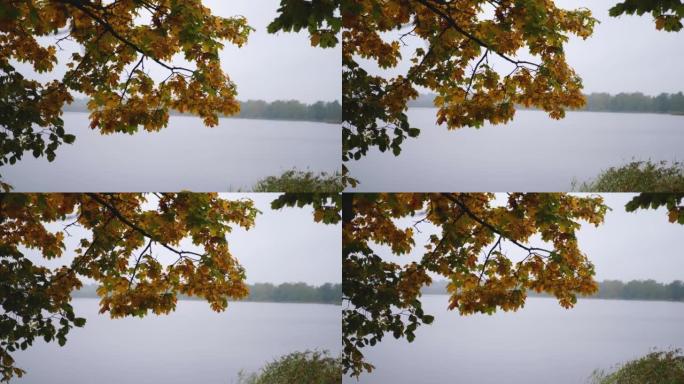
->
[589,348,684,384]
[251,169,343,192]
[236,350,341,384]
[573,160,684,192]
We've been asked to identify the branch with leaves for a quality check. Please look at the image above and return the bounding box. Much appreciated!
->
[342,0,597,186]
[0,193,258,382]
[0,0,341,187]
[342,193,607,376]
[0,0,254,176]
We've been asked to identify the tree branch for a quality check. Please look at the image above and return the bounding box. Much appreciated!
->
[415,0,540,69]
[86,193,206,260]
[57,0,194,75]
[440,193,553,255]
[129,239,152,288]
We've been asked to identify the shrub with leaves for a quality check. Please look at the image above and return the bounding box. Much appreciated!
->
[589,348,684,384]
[573,160,684,192]
[237,350,341,384]
[252,169,343,193]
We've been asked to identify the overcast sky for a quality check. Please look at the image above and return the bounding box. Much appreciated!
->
[374,193,684,283]
[228,193,340,285]
[367,0,684,95]
[15,0,340,103]
[27,193,341,286]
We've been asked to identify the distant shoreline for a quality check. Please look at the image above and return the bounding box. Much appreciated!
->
[407,106,684,117]
[72,282,342,306]
[421,280,684,304]
[408,92,684,116]
[62,110,341,125]
[63,98,342,125]
[70,296,342,306]
[421,292,684,305]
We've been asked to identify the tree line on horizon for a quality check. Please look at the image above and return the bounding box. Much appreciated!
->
[422,279,684,302]
[409,92,684,115]
[63,99,342,124]
[72,282,342,305]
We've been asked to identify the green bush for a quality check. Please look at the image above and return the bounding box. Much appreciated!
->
[573,160,684,192]
[589,349,684,384]
[237,350,341,384]
[252,169,343,192]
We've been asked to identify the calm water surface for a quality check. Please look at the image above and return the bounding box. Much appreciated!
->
[3,113,340,191]
[348,109,684,191]
[14,299,341,384]
[347,296,684,384]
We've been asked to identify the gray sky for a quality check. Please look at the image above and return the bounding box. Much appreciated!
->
[14,0,340,103]
[208,0,341,103]
[374,193,684,283]
[366,0,684,95]
[228,193,341,285]
[26,193,341,286]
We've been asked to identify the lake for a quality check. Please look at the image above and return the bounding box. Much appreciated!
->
[347,109,684,191]
[13,299,341,384]
[346,296,684,384]
[2,112,340,192]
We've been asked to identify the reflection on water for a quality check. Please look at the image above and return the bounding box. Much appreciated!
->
[348,296,684,384]
[348,109,684,191]
[14,299,341,384]
[3,112,340,191]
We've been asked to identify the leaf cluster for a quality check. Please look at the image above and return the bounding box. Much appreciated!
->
[271,193,342,225]
[609,0,684,31]
[268,0,342,48]
[626,193,684,225]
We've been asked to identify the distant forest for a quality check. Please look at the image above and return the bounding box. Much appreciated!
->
[422,280,684,302]
[409,92,684,114]
[63,98,342,123]
[73,282,342,305]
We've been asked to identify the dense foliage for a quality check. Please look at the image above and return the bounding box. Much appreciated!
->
[424,279,684,302]
[64,98,342,123]
[574,161,684,193]
[590,349,684,384]
[0,193,258,382]
[342,0,597,186]
[252,170,343,193]
[237,350,342,384]
[343,193,607,376]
